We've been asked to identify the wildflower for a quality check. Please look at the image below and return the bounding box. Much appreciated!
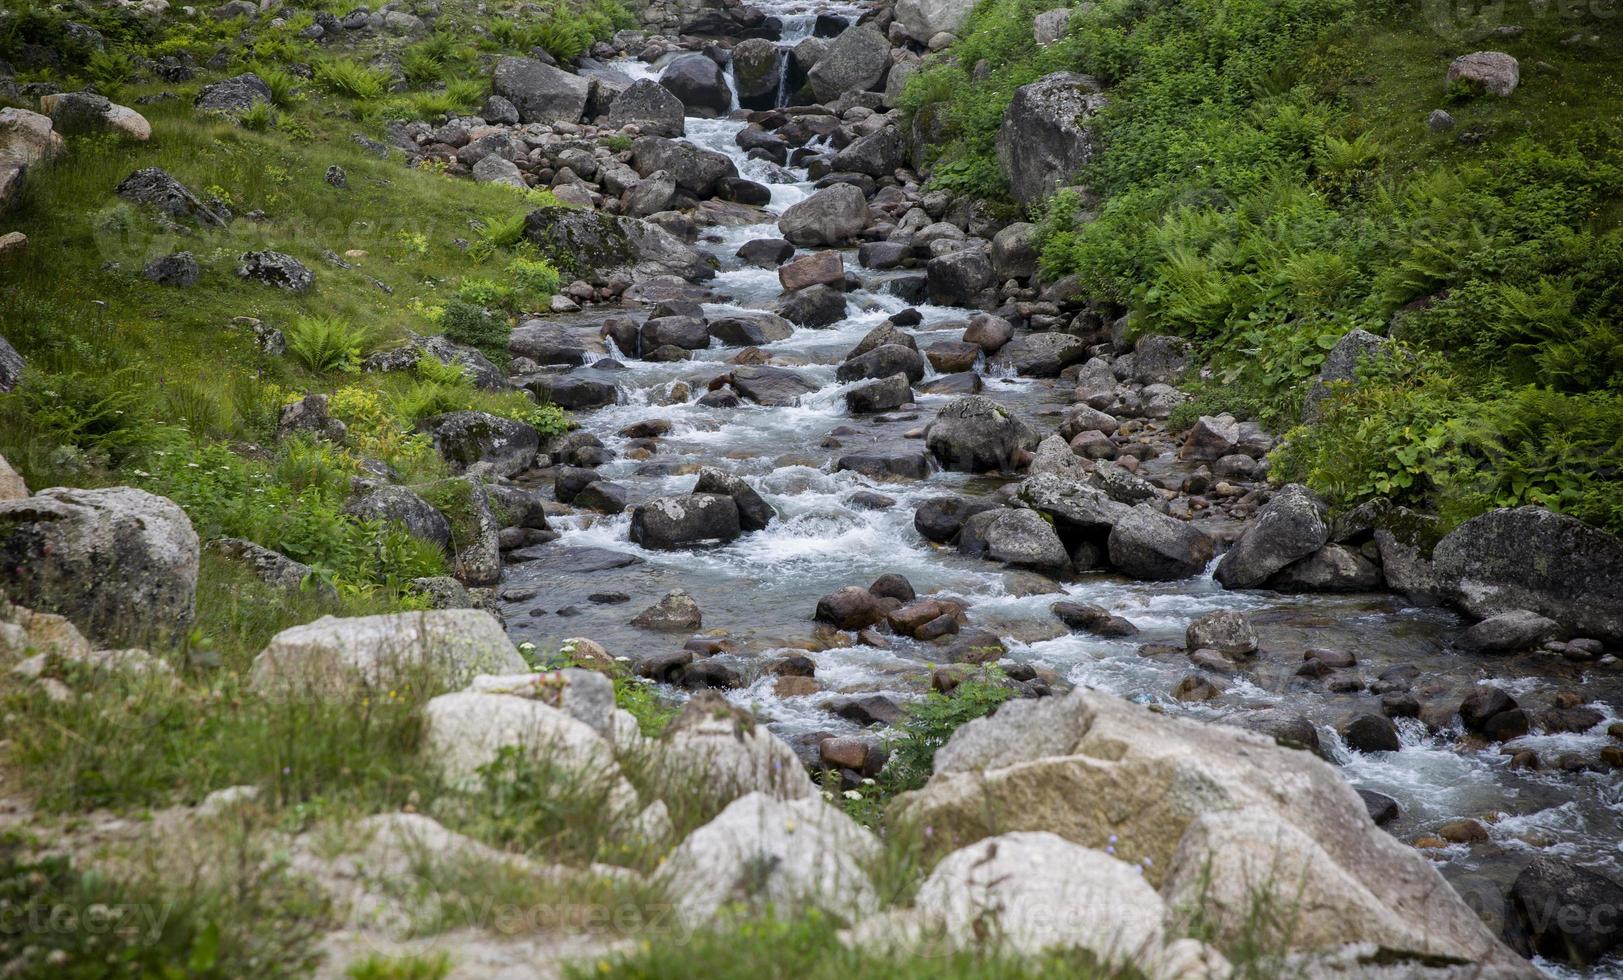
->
[861,777,875,785]
[842,789,862,800]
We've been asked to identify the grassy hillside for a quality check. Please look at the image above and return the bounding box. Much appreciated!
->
[0,0,642,656]
[904,0,1623,534]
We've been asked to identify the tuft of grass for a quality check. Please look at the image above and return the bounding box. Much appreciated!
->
[314,57,392,101]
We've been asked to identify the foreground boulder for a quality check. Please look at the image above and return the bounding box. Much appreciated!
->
[660,791,878,926]
[777,183,870,247]
[995,72,1107,210]
[925,395,1040,472]
[653,692,814,803]
[493,56,591,123]
[891,690,1531,972]
[1432,506,1623,643]
[250,610,525,693]
[806,26,890,103]
[0,486,198,647]
[1501,856,1623,966]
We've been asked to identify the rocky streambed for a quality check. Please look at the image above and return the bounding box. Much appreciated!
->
[447,23,1623,977]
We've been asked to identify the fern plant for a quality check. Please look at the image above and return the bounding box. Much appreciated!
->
[285,316,372,373]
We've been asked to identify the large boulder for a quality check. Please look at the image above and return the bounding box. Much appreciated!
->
[250,610,525,694]
[114,167,226,227]
[836,344,925,384]
[1107,505,1214,581]
[659,53,732,118]
[892,690,1534,973]
[629,493,742,550]
[660,791,879,926]
[1431,506,1623,643]
[419,476,501,586]
[1301,328,1390,422]
[630,136,738,197]
[1448,51,1519,97]
[925,249,994,306]
[422,689,625,790]
[990,332,1087,377]
[193,72,272,116]
[693,468,775,532]
[975,508,1070,573]
[523,207,716,284]
[344,485,452,548]
[1016,474,1132,534]
[995,72,1107,210]
[832,127,903,177]
[730,38,781,110]
[653,692,814,802]
[601,78,684,137]
[492,56,591,124]
[807,26,890,103]
[1213,484,1329,589]
[852,832,1172,965]
[777,183,870,247]
[418,411,539,477]
[1502,857,1623,966]
[894,0,978,42]
[0,487,198,647]
[924,395,1040,473]
[730,365,818,405]
[0,107,65,170]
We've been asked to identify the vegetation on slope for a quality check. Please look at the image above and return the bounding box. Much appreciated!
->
[903,0,1623,533]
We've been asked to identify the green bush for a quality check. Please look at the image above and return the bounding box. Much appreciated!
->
[438,297,510,360]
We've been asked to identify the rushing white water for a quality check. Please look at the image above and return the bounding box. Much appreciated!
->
[511,37,1623,966]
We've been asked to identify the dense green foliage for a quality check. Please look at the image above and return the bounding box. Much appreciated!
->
[905,0,1623,532]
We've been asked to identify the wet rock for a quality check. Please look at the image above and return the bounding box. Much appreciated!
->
[914,495,1000,544]
[1089,460,1157,506]
[830,694,905,726]
[836,450,932,481]
[736,237,794,267]
[926,248,994,307]
[1179,415,1239,461]
[991,332,1087,377]
[658,52,731,118]
[807,26,890,102]
[778,183,870,247]
[730,364,819,406]
[837,344,925,383]
[779,250,845,291]
[1227,708,1325,758]
[1268,544,1383,593]
[833,126,903,177]
[709,312,794,346]
[963,313,1014,353]
[573,481,630,514]
[493,56,591,124]
[630,494,741,550]
[1458,686,1528,740]
[524,207,715,285]
[846,374,912,414]
[1342,713,1401,754]
[1107,505,1215,581]
[925,395,1040,473]
[995,72,1107,210]
[1432,506,1623,643]
[639,314,710,352]
[1050,601,1138,637]
[848,321,918,358]
[602,78,684,137]
[1173,674,1224,701]
[775,283,847,328]
[631,136,738,197]
[694,468,775,532]
[816,586,888,629]
[1502,857,1623,966]
[1016,473,1132,534]
[870,573,916,603]
[1358,789,1400,826]
[1185,610,1258,656]
[971,508,1070,574]
[1457,609,1560,654]
[1214,484,1328,589]
[630,589,703,632]
[925,340,981,373]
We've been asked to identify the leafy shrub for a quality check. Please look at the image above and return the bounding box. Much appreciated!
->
[10,367,175,467]
[399,42,449,87]
[285,316,373,374]
[508,255,561,302]
[239,101,278,132]
[878,668,1013,797]
[438,298,509,360]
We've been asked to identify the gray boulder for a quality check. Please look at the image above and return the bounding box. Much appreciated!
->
[991,332,1087,377]
[277,394,346,444]
[194,73,272,116]
[1447,51,1519,97]
[115,167,227,227]
[143,251,200,287]
[1457,609,1561,655]
[845,374,912,414]
[1214,485,1329,589]
[659,53,731,118]
[925,395,1040,472]
[730,365,819,405]
[1132,334,1191,385]
[1107,505,1214,581]
[926,249,994,306]
[894,0,978,41]
[1268,544,1383,593]
[807,27,891,103]
[237,250,313,292]
[1017,473,1132,534]
[730,38,781,110]
[493,56,591,124]
[0,334,21,392]
[419,411,539,477]
[602,78,684,137]
[977,509,1070,574]
[1302,329,1390,422]
[523,207,715,284]
[775,284,847,328]
[344,485,453,548]
[833,127,903,177]
[991,222,1039,280]
[694,468,775,532]
[836,344,925,383]
[1432,506,1623,643]
[252,610,524,694]
[1185,609,1259,655]
[0,486,198,646]
[995,72,1107,210]
[630,136,738,197]
[630,494,742,550]
[777,183,870,247]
